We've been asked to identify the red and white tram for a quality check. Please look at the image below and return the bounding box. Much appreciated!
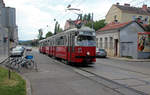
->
[39,26,96,64]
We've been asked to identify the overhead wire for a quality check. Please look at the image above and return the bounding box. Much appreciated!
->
[58,0,85,27]
[54,0,150,30]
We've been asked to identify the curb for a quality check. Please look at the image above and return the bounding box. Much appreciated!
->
[19,74,32,95]
[108,57,150,62]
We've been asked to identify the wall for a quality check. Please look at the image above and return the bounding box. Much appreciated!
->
[105,5,122,24]
[0,27,8,57]
[0,7,16,27]
[121,12,150,24]
[106,5,150,24]
[120,22,149,59]
[0,7,18,48]
[96,30,120,56]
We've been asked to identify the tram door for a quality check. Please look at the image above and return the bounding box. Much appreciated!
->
[67,33,74,62]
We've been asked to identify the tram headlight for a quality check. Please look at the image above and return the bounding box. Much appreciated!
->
[87,52,90,56]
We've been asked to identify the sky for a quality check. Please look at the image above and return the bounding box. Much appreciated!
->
[4,0,150,40]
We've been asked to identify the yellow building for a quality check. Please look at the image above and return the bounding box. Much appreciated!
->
[106,3,150,24]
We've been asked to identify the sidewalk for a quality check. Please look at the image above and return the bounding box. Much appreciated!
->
[108,56,150,62]
[0,56,8,64]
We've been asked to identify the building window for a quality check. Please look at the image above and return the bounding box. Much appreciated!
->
[114,15,117,20]
[114,15,118,22]
[132,16,136,20]
[109,37,113,49]
[104,37,108,49]
[99,38,103,48]
[96,38,98,48]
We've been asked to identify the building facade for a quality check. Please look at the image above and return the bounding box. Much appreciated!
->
[0,0,18,56]
[96,21,150,59]
[106,3,150,24]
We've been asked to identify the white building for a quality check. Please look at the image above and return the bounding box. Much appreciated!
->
[96,21,150,59]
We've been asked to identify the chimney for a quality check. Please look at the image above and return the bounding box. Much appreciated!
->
[142,5,147,11]
[116,2,119,5]
[124,3,130,7]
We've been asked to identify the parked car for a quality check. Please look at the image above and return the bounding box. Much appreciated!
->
[26,46,32,51]
[96,48,107,58]
[10,46,25,57]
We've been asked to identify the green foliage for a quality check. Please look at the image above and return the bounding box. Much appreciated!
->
[38,29,44,40]
[85,19,106,31]
[82,13,92,21]
[0,66,26,95]
[58,28,63,33]
[87,13,91,21]
[19,40,39,46]
[54,21,58,35]
[45,31,53,38]
[54,21,63,34]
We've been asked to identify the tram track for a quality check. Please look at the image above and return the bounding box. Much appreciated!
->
[48,56,147,95]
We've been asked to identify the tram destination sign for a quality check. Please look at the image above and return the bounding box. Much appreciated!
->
[79,31,96,36]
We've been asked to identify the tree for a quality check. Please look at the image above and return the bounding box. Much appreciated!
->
[45,31,53,38]
[85,19,106,31]
[58,28,63,33]
[87,13,91,21]
[54,21,63,34]
[54,21,58,35]
[83,14,87,21]
[38,28,43,40]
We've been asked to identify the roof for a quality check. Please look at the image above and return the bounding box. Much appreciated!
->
[115,4,150,16]
[98,21,131,32]
[97,21,146,32]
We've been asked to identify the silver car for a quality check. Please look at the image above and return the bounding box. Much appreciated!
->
[96,48,107,58]
[10,46,24,57]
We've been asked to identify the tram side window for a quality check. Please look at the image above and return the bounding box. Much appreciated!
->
[56,38,58,46]
[64,36,67,46]
[56,36,67,46]
[60,36,64,45]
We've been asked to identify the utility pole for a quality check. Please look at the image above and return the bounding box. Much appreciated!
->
[92,13,94,29]
[8,29,11,79]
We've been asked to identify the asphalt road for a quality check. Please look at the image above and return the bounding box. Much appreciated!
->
[21,49,150,95]
[80,58,150,95]
[22,49,122,95]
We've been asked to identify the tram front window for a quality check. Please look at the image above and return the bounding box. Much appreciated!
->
[76,35,96,46]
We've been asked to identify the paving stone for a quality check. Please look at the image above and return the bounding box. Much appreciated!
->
[114,79,146,87]
[115,87,146,95]
[132,85,150,94]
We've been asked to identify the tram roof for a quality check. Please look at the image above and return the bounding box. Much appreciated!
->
[66,26,95,32]
[45,26,95,41]
[39,39,46,43]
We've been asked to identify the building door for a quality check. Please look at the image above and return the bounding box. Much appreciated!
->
[115,39,118,56]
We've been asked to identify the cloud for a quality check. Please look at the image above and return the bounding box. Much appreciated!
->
[5,0,55,40]
[5,0,148,40]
